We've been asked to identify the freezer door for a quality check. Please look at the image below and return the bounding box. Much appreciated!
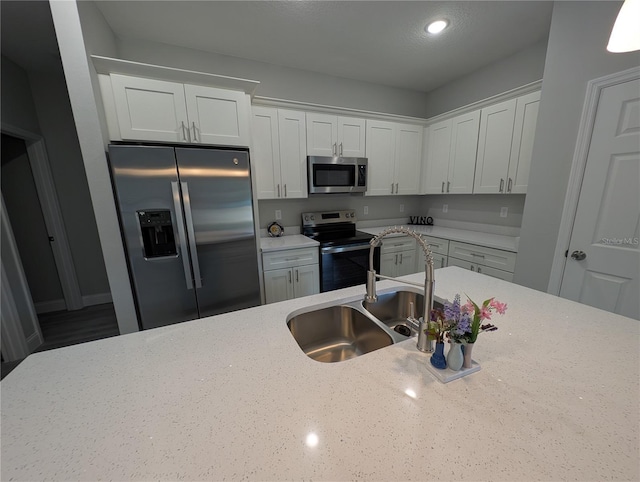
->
[108,145,199,329]
[175,148,261,317]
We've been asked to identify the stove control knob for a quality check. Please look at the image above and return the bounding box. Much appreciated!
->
[304,215,309,222]
[310,215,315,220]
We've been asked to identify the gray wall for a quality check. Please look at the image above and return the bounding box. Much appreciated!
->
[424,40,548,118]
[1,56,41,134]
[116,38,429,118]
[258,195,423,230]
[514,1,640,291]
[420,194,525,229]
[29,69,110,297]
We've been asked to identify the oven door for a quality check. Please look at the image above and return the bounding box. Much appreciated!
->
[320,244,380,292]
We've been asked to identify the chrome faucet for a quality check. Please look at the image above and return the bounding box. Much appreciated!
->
[365,226,435,353]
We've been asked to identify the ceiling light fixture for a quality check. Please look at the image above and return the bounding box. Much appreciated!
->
[426,19,448,35]
[607,0,640,52]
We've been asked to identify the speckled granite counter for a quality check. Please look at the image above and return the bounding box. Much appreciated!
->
[260,234,319,252]
[361,225,519,252]
[1,267,638,481]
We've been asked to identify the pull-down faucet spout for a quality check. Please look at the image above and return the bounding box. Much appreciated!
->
[365,227,435,353]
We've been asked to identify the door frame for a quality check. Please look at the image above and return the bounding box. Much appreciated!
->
[1,123,83,311]
[547,66,640,295]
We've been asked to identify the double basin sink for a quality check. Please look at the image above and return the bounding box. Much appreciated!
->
[286,288,442,363]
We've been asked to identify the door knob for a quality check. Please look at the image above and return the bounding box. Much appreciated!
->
[571,250,587,261]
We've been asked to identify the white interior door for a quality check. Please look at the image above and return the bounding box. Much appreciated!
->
[559,78,640,320]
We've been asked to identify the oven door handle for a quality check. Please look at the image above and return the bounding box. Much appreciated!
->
[321,244,372,254]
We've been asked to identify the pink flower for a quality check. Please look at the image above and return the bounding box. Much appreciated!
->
[462,301,475,313]
[490,299,508,315]
[479,305,493,321]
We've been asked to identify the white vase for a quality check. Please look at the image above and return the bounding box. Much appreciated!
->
[446,342,463,371]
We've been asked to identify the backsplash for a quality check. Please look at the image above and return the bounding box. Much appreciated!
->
[420,194,525,229]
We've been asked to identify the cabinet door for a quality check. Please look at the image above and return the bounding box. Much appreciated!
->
[306,113,337,156]
[252,106,281,200]
[380,252,398,277]
[111,74,188,143]
[507,91,540,194]
[264,268,294,304]
[293,264,320,298]
[184,85,249,147]
[365,120,396,196]
[337,117,366,157]
[397,250,417,276]
[447,257,474,271]
[474,98,517,193]
[278,109,307,199]
[394,124,422,195]
[422,120,451,194]
[417,249,447,271]
[448,111,480,194]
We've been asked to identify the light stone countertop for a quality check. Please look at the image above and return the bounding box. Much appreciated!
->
[1,267,638,481]
[260,234,319,252]
[361,225,519,252]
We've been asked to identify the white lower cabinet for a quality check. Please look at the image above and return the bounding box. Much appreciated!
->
[417,235,450,270]
[380,236,417,277]
[262,247,319,304]
[447,241,516,282]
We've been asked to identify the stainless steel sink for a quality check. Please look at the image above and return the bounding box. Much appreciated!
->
[286,288,445,363]
[287,304,393,363]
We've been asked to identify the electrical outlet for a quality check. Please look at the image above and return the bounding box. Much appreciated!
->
[275,210,282,220]
[399,204,404,213]
[500,207,508,218]
[442,204,448,213]
[364,206,369,215]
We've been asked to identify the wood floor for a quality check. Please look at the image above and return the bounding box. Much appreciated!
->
[1,303,121,380]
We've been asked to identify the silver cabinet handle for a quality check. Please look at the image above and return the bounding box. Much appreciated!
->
[191,122,198,142]
[391,183,394,194]
[399,253,403,264]
[440,257,445,268]
[441,181,445,193]
[571,250,587,261]
[181,182,202,289]
[499,178,504,193]
[470,265,475,271]
[288,270,292,283]
[477,266,482,273]
[508,178,513,193]
[181,121,187,141]
[277,184,281,198]
[471,252,485,258]
[171,182,193,290]
[284,184,287,197]
[395,183,399,194]
[295,269,299,282]
[339,143,343,156]
[394,254,398,265]
[447,181,450,193]
[333,143,337,156]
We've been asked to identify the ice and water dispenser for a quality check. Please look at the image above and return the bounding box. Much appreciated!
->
[137,210,177,258]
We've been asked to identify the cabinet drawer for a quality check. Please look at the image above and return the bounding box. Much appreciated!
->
[448,241,516,272]
[380,236,417,254]
[420,235,449,255]
[262,247,319,270]
[476,265,514,282]
[447,257,474,271]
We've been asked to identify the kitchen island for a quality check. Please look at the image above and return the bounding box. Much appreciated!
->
[1,267,638,481]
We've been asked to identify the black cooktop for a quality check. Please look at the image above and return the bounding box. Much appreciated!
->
[308,230,374,248]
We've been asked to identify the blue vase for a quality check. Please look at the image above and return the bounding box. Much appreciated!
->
[430,342,447,369]
[447,342,464,371]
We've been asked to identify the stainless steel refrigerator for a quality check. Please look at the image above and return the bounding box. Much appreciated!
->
[108,145,261,330]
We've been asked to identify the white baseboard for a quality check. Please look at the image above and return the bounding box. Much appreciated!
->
[35,292,113,314]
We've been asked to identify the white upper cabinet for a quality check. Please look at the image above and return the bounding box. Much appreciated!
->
[110,74,250,147]
[473,92,539,194]
[252,106,307,200]
[306,113,365,157]
[366,120,422,196]
[422,111,479,194]
[507,91,540,194]
[473,98,517,193]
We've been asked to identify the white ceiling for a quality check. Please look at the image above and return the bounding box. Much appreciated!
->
[94,1,554,93]
[1,1,553,94]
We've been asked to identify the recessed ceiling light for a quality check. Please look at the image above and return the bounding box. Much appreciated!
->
[426,19,448,35]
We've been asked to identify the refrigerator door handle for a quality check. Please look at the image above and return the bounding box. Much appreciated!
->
[171,181,194,290]
[180,182,203,289]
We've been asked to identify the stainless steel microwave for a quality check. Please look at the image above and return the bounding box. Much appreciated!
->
[307,156,368,194]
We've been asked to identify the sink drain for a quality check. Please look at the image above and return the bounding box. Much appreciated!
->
[394,325,411,337]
